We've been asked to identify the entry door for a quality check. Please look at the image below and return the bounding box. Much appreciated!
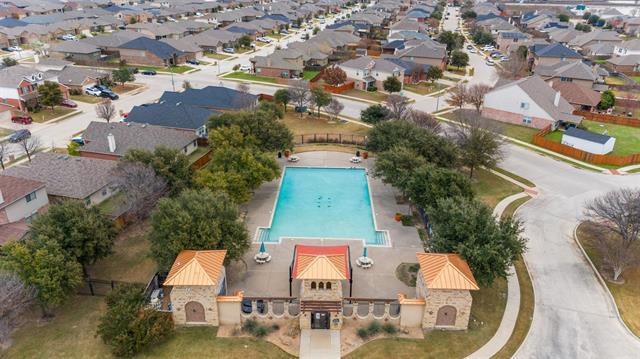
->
[185,301,206,323]
[311,311,329,329]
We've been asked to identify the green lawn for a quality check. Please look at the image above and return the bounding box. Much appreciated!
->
[133,65,194,74]
[95,192,127,216]
[632,76,640,84]
[283,112,369,137]
[22,107,77,123]
[493,167,535,187]
[342,89,388,102]
[577,221,640,337]
[441,110,540,143]
[267,33,286,40]
[347,276,507,359]
[605,76,626,85]
[443,76,462,82]
[592,59,608,63]
[223,71,278,84]
[446,66,466,75]
[404,82,448,95]
[302,70,320,80]
[70,94,102,104]
[188,146,211,164]
[545,121,640,156]
[471,168,523,209]
[0,127,12,138]
[205,52,232,60]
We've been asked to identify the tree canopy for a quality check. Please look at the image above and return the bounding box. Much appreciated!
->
[598,90,615,110]
[39,81,63,111]
[112,68,134,86]
[383,76,402,93]
[360,104,391,124]
[450,50,469,69]
[438,31,464,52]
[274,89,290,112]
[123,147,193,195]
[472,30,494,45]
[149,189,250,270]
[373,146,428,192]
[406,165,474,212]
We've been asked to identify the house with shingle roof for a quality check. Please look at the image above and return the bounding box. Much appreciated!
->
[568,29,621,51]
[415,252,479,330]
[116,37,193,66]
[338,56,405,91]
[79,121,199,161]
[533,60,599,89]
[164,250,228,325]
[158,86,258,112]
[0,174,48,227]
[551,81,601,111]
[531,42,582,67]
[49,40,102,64]
[3,152,118,207]
[0,65,67,112]
[125,101,218,139]
[482,75,582,130]
[394,39,447,69]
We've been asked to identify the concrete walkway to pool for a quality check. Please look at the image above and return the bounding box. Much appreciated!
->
[227,151,424,299]
[299,330,340,359]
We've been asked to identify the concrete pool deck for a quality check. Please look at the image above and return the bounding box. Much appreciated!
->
[227,151,424,299]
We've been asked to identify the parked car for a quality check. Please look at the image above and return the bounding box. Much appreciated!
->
[60,34,77,41]
[85,87,102,96]
[100,91,119,100]
[466,44,473,50]
[486,60,496,66]
[490,52,502,59]
[500,56,510,62]
[71,136,85,146]
[223,47,235,54]
[280,29,289,34]
[96,85,112,92]
[6,46,22,52]
[482,45,495,51]
[186,59,200,65]
[141,69,157,75]
[61,99,77,108]
[9,129,30,143]
[240,64,251,72]
[11,115,32,125]
[469,48,477,53]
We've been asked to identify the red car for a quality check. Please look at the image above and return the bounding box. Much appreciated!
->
[61,99,78,108]
[11,115,32,125]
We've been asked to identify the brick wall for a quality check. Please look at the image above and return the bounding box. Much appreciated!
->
[256,66,291,78]
[79,151,120,161]
[169,285,219,326]
[422,289,473,330]
[482,107,555,129]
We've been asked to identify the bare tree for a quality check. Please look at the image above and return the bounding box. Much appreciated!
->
[446,82,468,109]
[467,84,491,113]
[386,94,410,120]
[584,188,640,281]
[0,272,34,348]
[0,142,9,170]
[19,136,40,163]
[498,54,529,80]
[236,82,255,110]
[410,64,424,84]
[407,109,442,134]
[182,80,192,90]
[453,114,504,178]
[288,80,310,118]
[113,162,168,220]
[95,100,117,123]
[325,98,344,120]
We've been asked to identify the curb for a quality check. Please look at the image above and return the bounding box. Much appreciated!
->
[572,223,640,342]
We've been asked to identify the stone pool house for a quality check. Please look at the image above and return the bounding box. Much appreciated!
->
[160,248,479,332]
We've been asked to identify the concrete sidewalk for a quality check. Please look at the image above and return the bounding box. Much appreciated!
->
[300,330,340,359]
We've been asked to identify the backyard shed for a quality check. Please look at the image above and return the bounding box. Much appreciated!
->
[561,127,616,155]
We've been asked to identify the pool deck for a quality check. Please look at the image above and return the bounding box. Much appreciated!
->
[228,151,424,299]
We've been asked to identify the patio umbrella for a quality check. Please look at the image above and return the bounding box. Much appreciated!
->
[363,247,367,258]
[259,241,266,253]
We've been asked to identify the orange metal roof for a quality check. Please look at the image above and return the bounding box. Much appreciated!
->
[292,245,350,280]
[416,253,479,291]
[164,250,226,286]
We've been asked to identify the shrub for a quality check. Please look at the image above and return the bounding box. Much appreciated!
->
[367,321,381,335]
[233,64,240,71]
[382,323,398,335]
[254,326,270,337]
[401,215,413,226]
[242,319,258,333]
[366,85,377,92]
[357,328,369,339]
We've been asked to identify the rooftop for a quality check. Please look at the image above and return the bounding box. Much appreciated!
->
[164,250,227,286]
[0,174,45,210]
[416,253,479,291]
[564,127,612,144]
[292,244,351,280]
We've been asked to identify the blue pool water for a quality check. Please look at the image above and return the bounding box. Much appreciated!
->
[262,167,385,245]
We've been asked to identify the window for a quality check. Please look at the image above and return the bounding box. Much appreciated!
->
[326,282,331,290]
[102,188,108,196]
[560,77,572,82]
[318,282,324,290]
[522,116,532,125]
[520,102,529,110]
[25,191,37,202]
[311,281,316,289]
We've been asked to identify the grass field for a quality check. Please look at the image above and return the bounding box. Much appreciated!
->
[302,70,320,80]
[347,276,508,359]
[282,112,369,137]
[342,89,388,102]
[23,107,77,123]
[205,53,232,60]
[112,83,143,94]
[577,221,640,336]
[605,76,626,85]
[545,120,640,156]
[404,82,448,95]
[223,71,278,84]
[0,127,12,138]
[632,76,640,84]
[70,94,102,104]
[471,168,523,209]
[95,191,127,217]
[134,65,194,74]
[441,110,540,143]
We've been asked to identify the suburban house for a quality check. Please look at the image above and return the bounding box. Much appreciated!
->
[52,66,111,93]
[607,55,640,75]
[49,41,103,64]
[561,127,615,155]
[547,28,580,45]
[567,30,621,52]
[83,31,152,56]
[613,39,640,57]
[338,56,404,91]
[380,56,431,83]
[116,37,193,66]
[530,43,582,67]
[79,122,199,160]
[623,17,640,36]
[482,75,582,130]
[190,29,242,53]
[160,37,203,59]
[0,174,48,226]
[394,40,447,69]
[0,65,68,112]
[164,250,228,325]
[158,86,259,112]
[251,49,305,78]
[533,61,599,89]
[125,102,217,139]
[551,82,601,111]
[496,31,530,52]
[3,153,118,207]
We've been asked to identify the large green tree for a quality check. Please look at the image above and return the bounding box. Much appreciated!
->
[360,104,391,124]
[310,87,332,117]
[438,31,464,52]
[1,236,82,316]
[406,165,474,212]
[598,90,615,110]
[123,147,193,195]
[453,116,503,178]
[274,88,291,112]
[39,81,63,111]
[112,67,135,86]
[149,189,250,270]
[373,146,427,193]
[429,197,527,286]
[383,76,402,93]
[29,200,117,275]
[450,50,469,69]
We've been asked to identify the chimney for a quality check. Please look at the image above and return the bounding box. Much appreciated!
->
[34,54,39,63]
[554,91,561,107]
[107,133,116,153]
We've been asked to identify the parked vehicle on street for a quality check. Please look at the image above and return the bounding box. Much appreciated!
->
[240,64,251,71]
[469,48,477,53]
[11,115,32,125]
[71,136,85,145]
[60,34,77,41]
[186,59,200,65]
[141,70,157,75]
[85,87,102,96]
[9,129,30,143]
[61,99,77,108]
[6,46,22,52]
[223,47,235,54]
[280,29,289,34]
[486,60,496,66]
[100,91,119,100]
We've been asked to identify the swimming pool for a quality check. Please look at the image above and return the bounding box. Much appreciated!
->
[256,167,389,246]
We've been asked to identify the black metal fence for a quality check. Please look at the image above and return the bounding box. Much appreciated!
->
[77,277,142,296]
[294,133,367,146]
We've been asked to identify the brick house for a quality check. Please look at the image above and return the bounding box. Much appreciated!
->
[530,43,582,68]
[116,37,193,67]
[0,65,68,112]
[394,40,447,70]
[251,49,305,78]
[482,75,582,130]
[338,56,404,91]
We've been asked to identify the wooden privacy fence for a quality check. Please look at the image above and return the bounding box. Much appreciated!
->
[532,125,640,166]
[574,110,640,128]
[190,149,212,170]
[294,133,367,146]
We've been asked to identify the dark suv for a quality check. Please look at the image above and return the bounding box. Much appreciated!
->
[9,129,31,143]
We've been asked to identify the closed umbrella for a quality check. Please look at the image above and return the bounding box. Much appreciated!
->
[259,241,266,253]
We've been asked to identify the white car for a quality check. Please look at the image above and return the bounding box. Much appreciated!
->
[482,45,495,51]
[7,46,22,52]
[500,56,510,62]
[486,60,496,66]
[61,34,76,41]
[240,64,251,72]
[85,87,102,96]
[257,37,271,43]
[469,48,477,53]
